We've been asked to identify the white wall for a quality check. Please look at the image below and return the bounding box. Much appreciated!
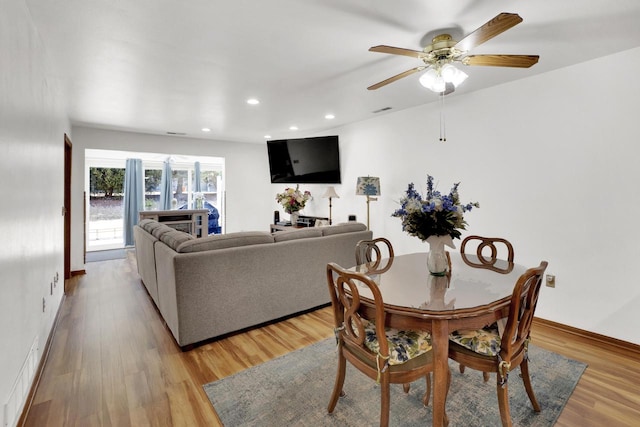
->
[321,47,640,345]
[0,1,70,425]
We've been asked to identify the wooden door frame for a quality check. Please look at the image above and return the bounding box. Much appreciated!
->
[64,134,72,284]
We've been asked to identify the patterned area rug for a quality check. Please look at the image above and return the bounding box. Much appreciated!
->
[204,338,586,427]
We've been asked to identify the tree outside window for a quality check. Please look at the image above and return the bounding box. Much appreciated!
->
[90,168,124,197]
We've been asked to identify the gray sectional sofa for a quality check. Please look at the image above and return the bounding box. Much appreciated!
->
[133,219,372,348]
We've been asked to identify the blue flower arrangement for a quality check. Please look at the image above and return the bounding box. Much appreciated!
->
[392,175,479,241]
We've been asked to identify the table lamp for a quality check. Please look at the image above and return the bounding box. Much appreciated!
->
[356,176,380,230]
[322,186,340,225]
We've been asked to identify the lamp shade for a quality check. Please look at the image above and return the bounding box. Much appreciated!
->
[322,186,340,199]
[356,176,381,196]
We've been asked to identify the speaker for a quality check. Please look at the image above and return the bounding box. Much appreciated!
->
[348,214,356,222]
[274,211,280,223]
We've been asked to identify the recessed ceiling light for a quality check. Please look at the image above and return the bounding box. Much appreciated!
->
[289,126,298,131]
[264,135,271,139]
[201,127,211,132]
[325,114,335,120]
[247,98,260,105]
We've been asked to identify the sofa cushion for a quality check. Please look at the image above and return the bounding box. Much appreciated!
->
[273,227,323,242]
[138,219,155,229]
[321,222,367,236]
[141,219,162,234]
[176,231,274,253]
[139,219,173,238]
[151,224,175,239]
[160,230,195,250]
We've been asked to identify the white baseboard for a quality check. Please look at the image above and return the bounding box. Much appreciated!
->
[3,335,39,427]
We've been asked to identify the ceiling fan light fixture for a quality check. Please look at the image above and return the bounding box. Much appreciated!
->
[440,64,456,80]
[420,65,467,93]
[419,69,446,92]
[441,64,468,87]
[419,68,439,91]
[432,76,446,93]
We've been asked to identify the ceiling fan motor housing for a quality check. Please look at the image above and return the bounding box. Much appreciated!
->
[423,34,463,65]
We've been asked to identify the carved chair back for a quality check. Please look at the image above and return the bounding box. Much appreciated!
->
[461,235,515,273]
[355,237,394,274]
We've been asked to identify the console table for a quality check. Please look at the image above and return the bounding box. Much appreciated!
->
[139,209,209,237]
[270,224,303,232]
[270,215,330,232]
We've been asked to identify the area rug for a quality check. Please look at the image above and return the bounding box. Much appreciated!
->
[203,338,586,427]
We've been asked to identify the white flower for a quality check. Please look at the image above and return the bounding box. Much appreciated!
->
[275,184,312,214]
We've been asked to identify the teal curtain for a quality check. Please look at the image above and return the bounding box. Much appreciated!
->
[159,159,172,210]
[194,161,202,192]
[123,158,143,246]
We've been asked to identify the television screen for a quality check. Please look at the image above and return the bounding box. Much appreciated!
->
[267,135,341,184]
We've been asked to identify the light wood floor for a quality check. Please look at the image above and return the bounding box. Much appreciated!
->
[22,252,640,426]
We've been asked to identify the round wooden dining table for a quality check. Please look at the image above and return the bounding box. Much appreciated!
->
[352,252,528,427]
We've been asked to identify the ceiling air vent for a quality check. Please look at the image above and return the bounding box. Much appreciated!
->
[372,107,392,114]
[166,131,187,136]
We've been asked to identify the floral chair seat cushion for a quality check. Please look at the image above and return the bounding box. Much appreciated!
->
[449,323,500,357]
[362,320,432,365]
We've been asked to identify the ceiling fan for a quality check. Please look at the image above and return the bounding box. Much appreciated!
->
[367,12,539,94]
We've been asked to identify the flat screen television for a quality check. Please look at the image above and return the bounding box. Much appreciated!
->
[267,135,341,184]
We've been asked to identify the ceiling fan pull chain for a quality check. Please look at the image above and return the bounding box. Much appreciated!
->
[439,92,446,142]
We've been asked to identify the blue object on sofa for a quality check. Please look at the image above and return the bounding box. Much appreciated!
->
[179,202,221,235]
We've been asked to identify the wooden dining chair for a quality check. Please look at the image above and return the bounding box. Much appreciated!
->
[356,238,431,397]
[355,237,394,273]
[326,262,447,427]
[458,235,516,380]
[460,235,515,273]
[448,261,548,427]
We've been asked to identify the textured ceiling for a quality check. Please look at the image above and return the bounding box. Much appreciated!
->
[25,0,640,143]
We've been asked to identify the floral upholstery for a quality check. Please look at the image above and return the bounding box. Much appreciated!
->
[362,320,432,365]
[449,323,501,357]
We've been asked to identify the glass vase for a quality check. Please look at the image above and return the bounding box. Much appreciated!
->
[426,234,455,276]
[290,212,299,225]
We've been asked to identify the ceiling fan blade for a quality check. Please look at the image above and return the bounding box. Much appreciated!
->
[367,66,426,90]
[462,54,539,68]
[369,45,426,58]
[455,13,523,52]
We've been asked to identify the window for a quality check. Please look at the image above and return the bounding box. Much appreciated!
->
[88,166,125,249]
[197,170,221,206]
[85,149,225,251]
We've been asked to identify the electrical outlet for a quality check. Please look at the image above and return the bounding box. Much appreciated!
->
[546,274,556,288]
